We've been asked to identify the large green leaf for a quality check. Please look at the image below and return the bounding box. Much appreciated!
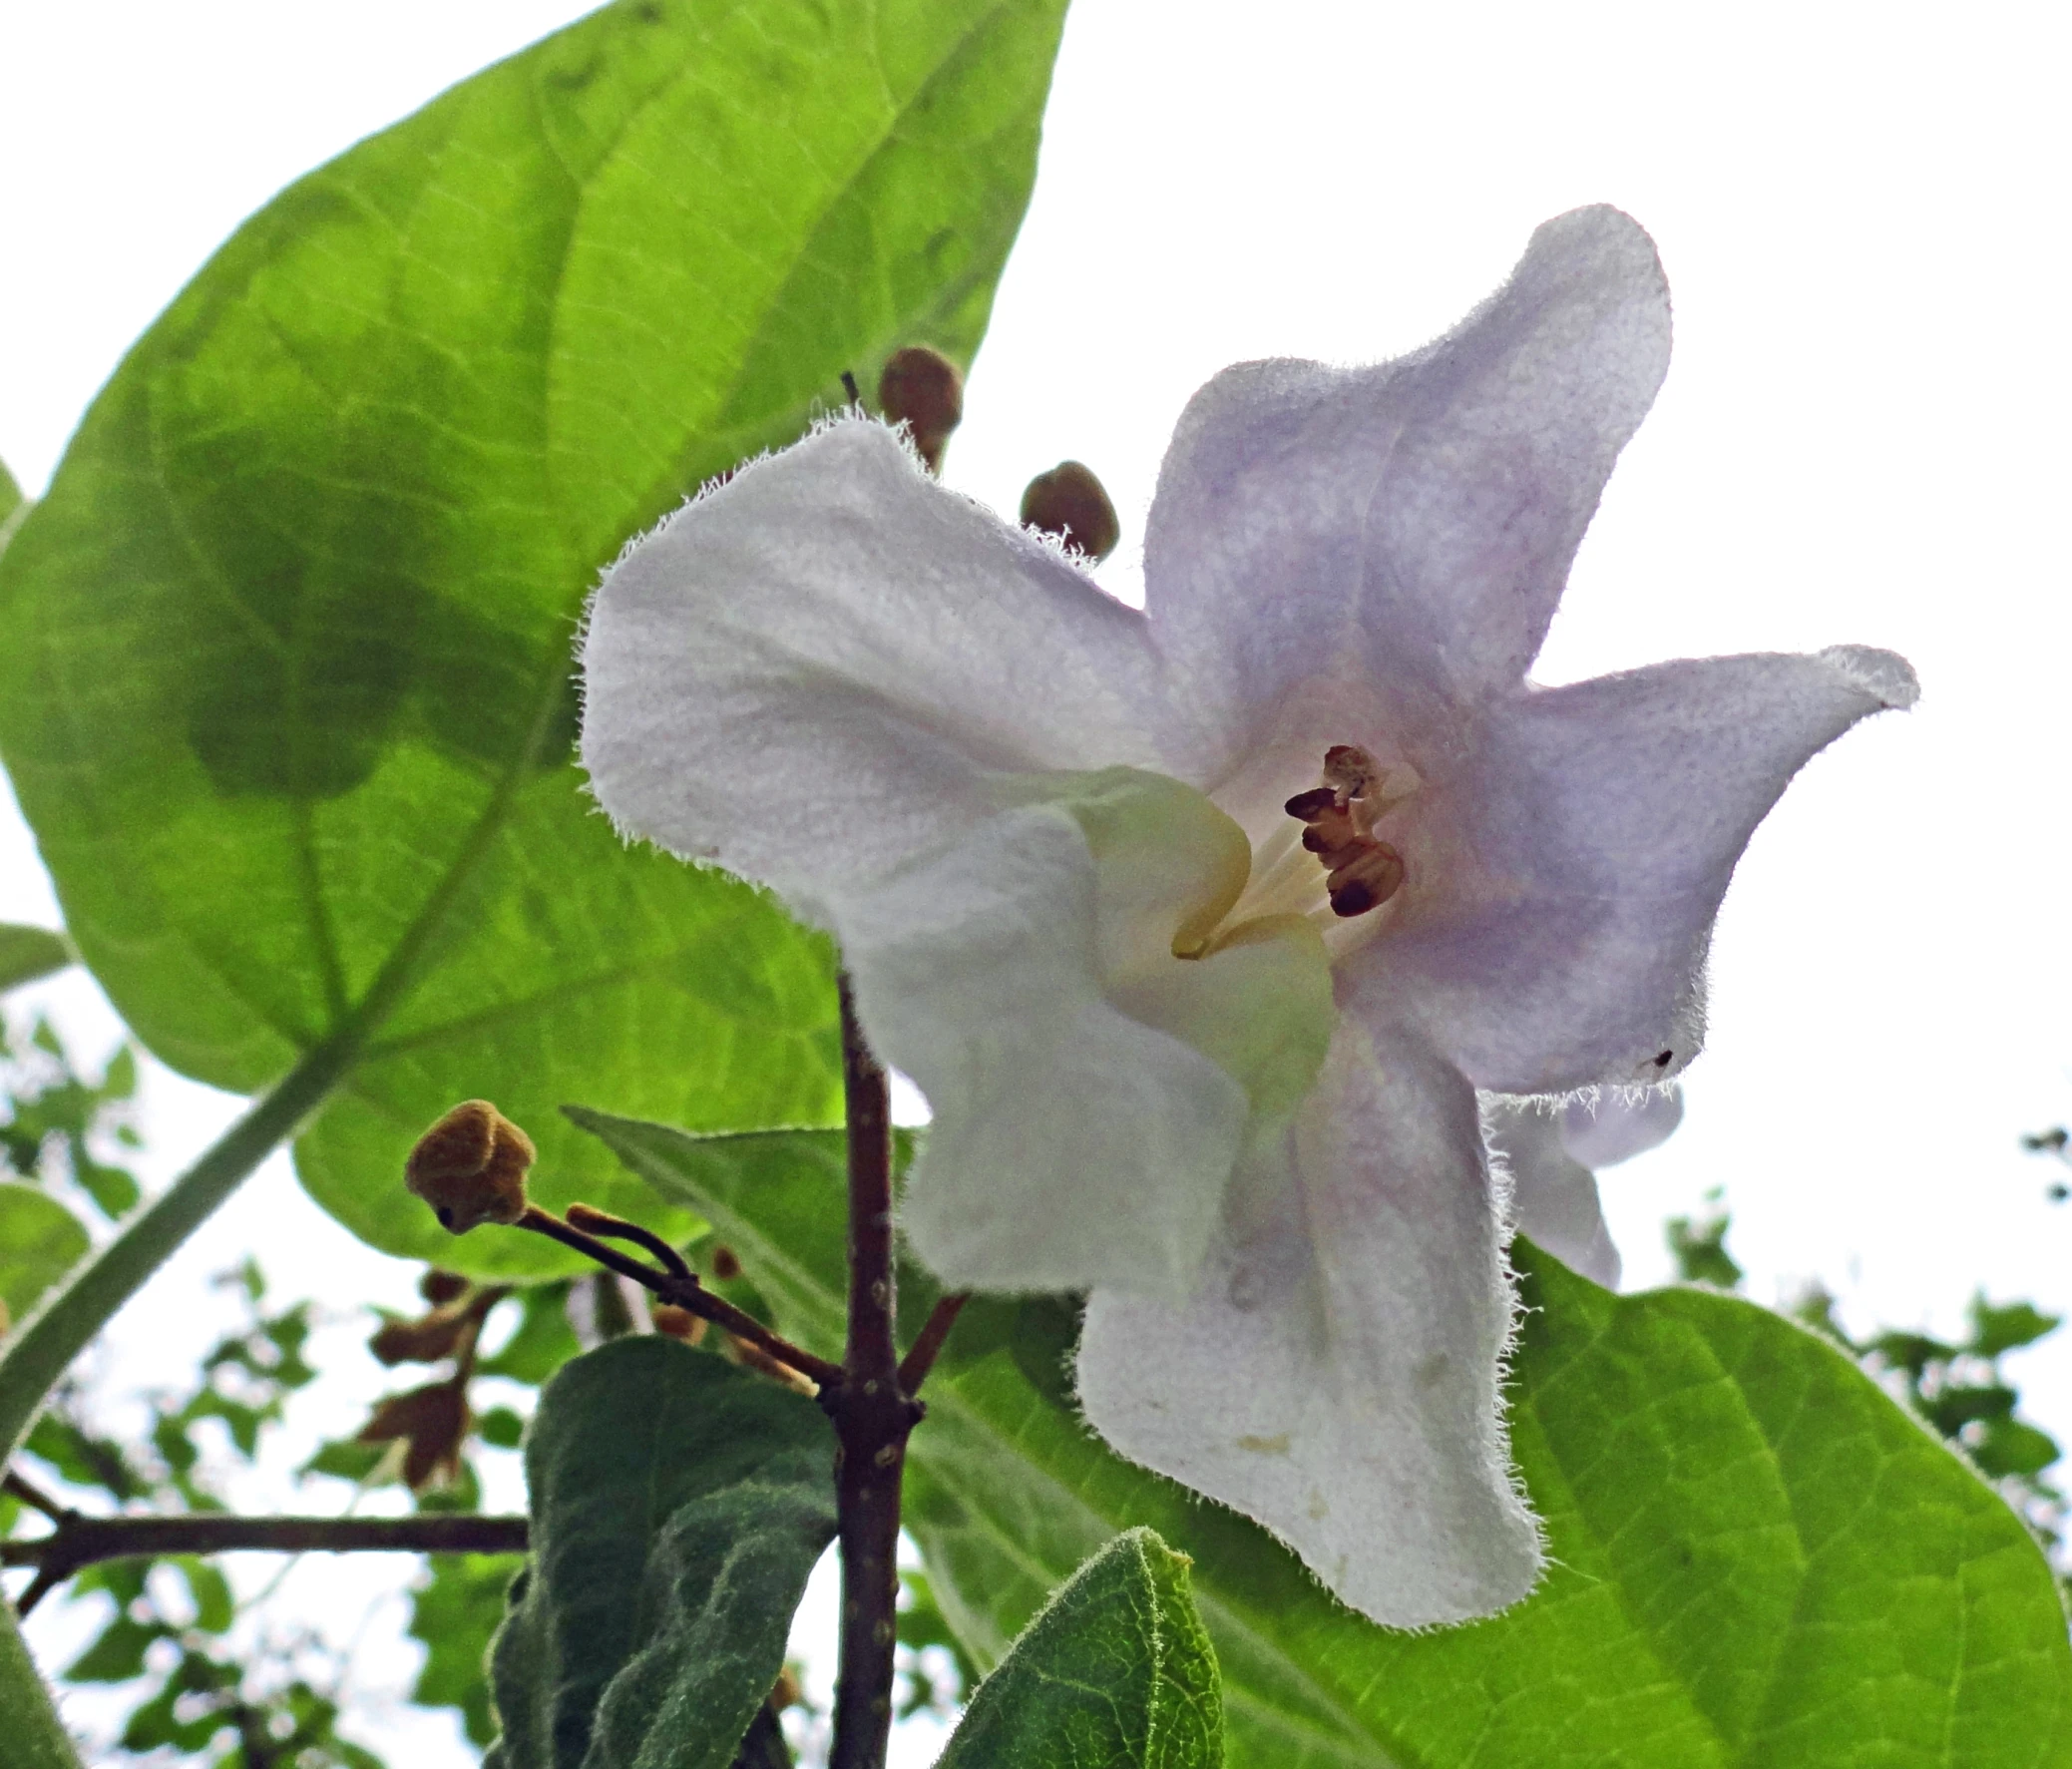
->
[489,1335,836,1769]
[573,1107,2072,1769]
[0,1182,90,1328]
[0,0,1069,1276]
[939,1526,1222,1769]
[0,924,76,995]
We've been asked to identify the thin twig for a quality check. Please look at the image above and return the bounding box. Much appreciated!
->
[4,1470,65,1523]
[826,975,921,1769]
[5,1513,527,1612]
[565,1202,692,1279]
[897,1293,970,1396]
[517,1206,842,1389]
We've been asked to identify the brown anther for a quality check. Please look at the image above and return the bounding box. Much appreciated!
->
[1021,460,1121,563]
[405,1101,535,1235]
[420,1269,470,1307]
[651,1304,709,1347]
[1283,786,1338,821]
[877,345,964,473]
[1327,841,1407,918]
[710,1244,743,1283]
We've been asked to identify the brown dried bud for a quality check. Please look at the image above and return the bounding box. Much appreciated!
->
[369,1309,471,1367]
[420,1269,470,1307]
[406,1101,535,1235]
[1020,461,1120,563]
[651,1304,708,1347]
[357,1381,470,1491]
[877,345,964,473]
[710,1244,743,1283]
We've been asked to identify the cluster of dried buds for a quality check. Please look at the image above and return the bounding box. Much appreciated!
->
[355,1267,507,1491]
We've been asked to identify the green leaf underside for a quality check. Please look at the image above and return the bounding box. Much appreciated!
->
[572,1106,2072,1769]
[0,1181,91,1323]
[0,0,1070,1276]
[940,1526,1223,1769]
[0,924,76,994]
[489,1335,836,1769]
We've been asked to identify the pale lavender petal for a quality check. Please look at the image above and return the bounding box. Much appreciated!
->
[1346,647,1916,1094]
[1484,1098,1622,1287]
[1559,1084,1683,1168]
[1142,206,1671,778]
[1077,1022,1541,1627]
[580,418,1164,928]
[852,804,1249,1301]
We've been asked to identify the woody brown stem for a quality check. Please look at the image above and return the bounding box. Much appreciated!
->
[565,1202,692,1279]
[825,975,921,1769]
[897,1293,970,1395]
[5,1509,527,1614]
[515,1206,842,1389]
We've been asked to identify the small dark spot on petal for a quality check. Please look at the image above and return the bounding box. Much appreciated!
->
[1653,1050,1674,1069]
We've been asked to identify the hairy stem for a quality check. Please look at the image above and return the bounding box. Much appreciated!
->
[4,1509,528,1611]
[826,976,919,1769]
[0,1036,355,1466]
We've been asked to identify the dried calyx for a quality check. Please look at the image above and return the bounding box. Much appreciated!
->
[877,345,964,474]
[1021,459,1120,563]
[405,1100,535,1234]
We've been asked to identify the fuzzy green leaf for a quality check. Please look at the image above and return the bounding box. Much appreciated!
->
[0,0,1069,1277]
[489,1336,835,1769]
[573,1106,2072,1769]
[939,1526,1222,1768]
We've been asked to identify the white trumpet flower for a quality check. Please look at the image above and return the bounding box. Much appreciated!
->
[579,207,1913,1626]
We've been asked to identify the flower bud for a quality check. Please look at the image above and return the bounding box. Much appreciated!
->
[405,1100,535,1234]
[420,1268,470,1306]
[651,1303,708,1346]
[1020,461,1120,563]
[877,345,963,473]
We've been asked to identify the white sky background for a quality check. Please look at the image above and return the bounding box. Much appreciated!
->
[2,0,2070,1761]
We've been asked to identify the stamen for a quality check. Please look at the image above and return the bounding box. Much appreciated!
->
[1283,745,1407,920]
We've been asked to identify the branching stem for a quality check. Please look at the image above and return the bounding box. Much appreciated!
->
[3,1507,527,1614]
[515,1206,842,1389]
[898,1293,970,1396]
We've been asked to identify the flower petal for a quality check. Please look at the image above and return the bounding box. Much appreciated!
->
[1143,206,1671,774]
[864,770,1336,1301]
[1348,647,1917,1093]
[580,418,1165,927]
[1483,1098,1622,1287]
[1559,1083,1683,1168]
[1077,1021,1541,1627]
